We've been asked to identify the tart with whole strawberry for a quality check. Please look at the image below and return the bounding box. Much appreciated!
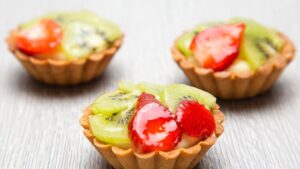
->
[7,11,123,85]
[172,18,295,99]
[80,82,224,169]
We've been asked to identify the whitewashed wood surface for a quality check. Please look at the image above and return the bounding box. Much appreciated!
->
[0,0,299,168]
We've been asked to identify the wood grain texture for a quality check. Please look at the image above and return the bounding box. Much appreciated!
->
[0,0,299,169]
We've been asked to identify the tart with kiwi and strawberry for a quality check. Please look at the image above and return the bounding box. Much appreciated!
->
[80,82,224,169]
[172,18,295,99]
[7,11,123,85]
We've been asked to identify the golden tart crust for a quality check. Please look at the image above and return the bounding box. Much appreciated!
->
[171,33,295,99]
[80,104,224,169]
[7,30,123,86]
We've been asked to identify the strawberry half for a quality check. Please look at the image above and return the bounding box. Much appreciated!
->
[190,23,245,71]
[176,100,215,139]
[128,93,182,153]
[16,19,63,55]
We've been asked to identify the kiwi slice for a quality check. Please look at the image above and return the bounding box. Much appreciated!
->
[69,11,122,43]
[89,108,133,148]
[162,84,216,112]
[176,22,223,57]
[61,22,108,59]
[48,12,121,59]
[176,32,196,57]
[229,18,284,70]
[118,81,164,100]
[239,37,278,70]
[90,90,138,116]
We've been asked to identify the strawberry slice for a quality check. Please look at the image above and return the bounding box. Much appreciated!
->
[16,19,63,55]
[176,100,215,139]
[190,23,245,71]
[128,93,182,153]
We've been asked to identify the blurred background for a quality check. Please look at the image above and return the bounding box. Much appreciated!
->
[0,0,299,169]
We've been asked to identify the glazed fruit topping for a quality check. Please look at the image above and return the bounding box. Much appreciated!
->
[90,83,217,152]
[16,19,63,54]
[176,100,215,139]
[128,93,182,153]
[190,23,245,71]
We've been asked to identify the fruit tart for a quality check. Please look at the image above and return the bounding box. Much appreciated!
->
[7,11,123,85]
[172,18,295,99]
[80,82,224,169]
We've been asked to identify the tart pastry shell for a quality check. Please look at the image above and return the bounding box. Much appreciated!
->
[171,33,295,99]
[7,30,123,86]
[80,105,224,169]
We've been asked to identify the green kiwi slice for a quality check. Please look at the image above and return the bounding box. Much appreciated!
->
[90,90,138,116]
[239,37,278,70]
[161,84,216,112]
[61,22,108,60]
[89,89,138,148]
[176,32,196,57]
[89,108,133,148]
[69,11,122,43]
[229,18,284,70]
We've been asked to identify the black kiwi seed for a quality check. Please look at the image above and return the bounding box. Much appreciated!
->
[117,108,134,125]
[96,30,113,45]
[96,30,107,38]
[80,29,91,36]
[104,108,134,124]
[257,45,269,58]
[55,16,65,23]
[256,38,270,58]
[266,38,278,50]
[105,112,118,121]
[79,42,89,48]
[96,29,108,42]
[92,47,98,52]
[180,95,194,100]
[256,37,278,58]
[108,92,138,102]
[105,116,114,121]
[109,92,126,100]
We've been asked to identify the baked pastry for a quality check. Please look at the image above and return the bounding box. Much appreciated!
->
[80,82,224,169]
[7,11,123,85]
[172,18,295,99]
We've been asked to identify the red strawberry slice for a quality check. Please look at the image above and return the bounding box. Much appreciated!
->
[176,100,215,139]
[128,93,182,153]
[190,23,245,71]
[16,19,63,55]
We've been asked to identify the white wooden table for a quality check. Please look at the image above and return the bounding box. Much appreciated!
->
[0,0,299,168]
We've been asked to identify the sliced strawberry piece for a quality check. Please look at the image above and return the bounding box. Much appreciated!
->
[128,93,182,153]
[176,100,215,139]
[190,23,245,71]
[16,19,63,55]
